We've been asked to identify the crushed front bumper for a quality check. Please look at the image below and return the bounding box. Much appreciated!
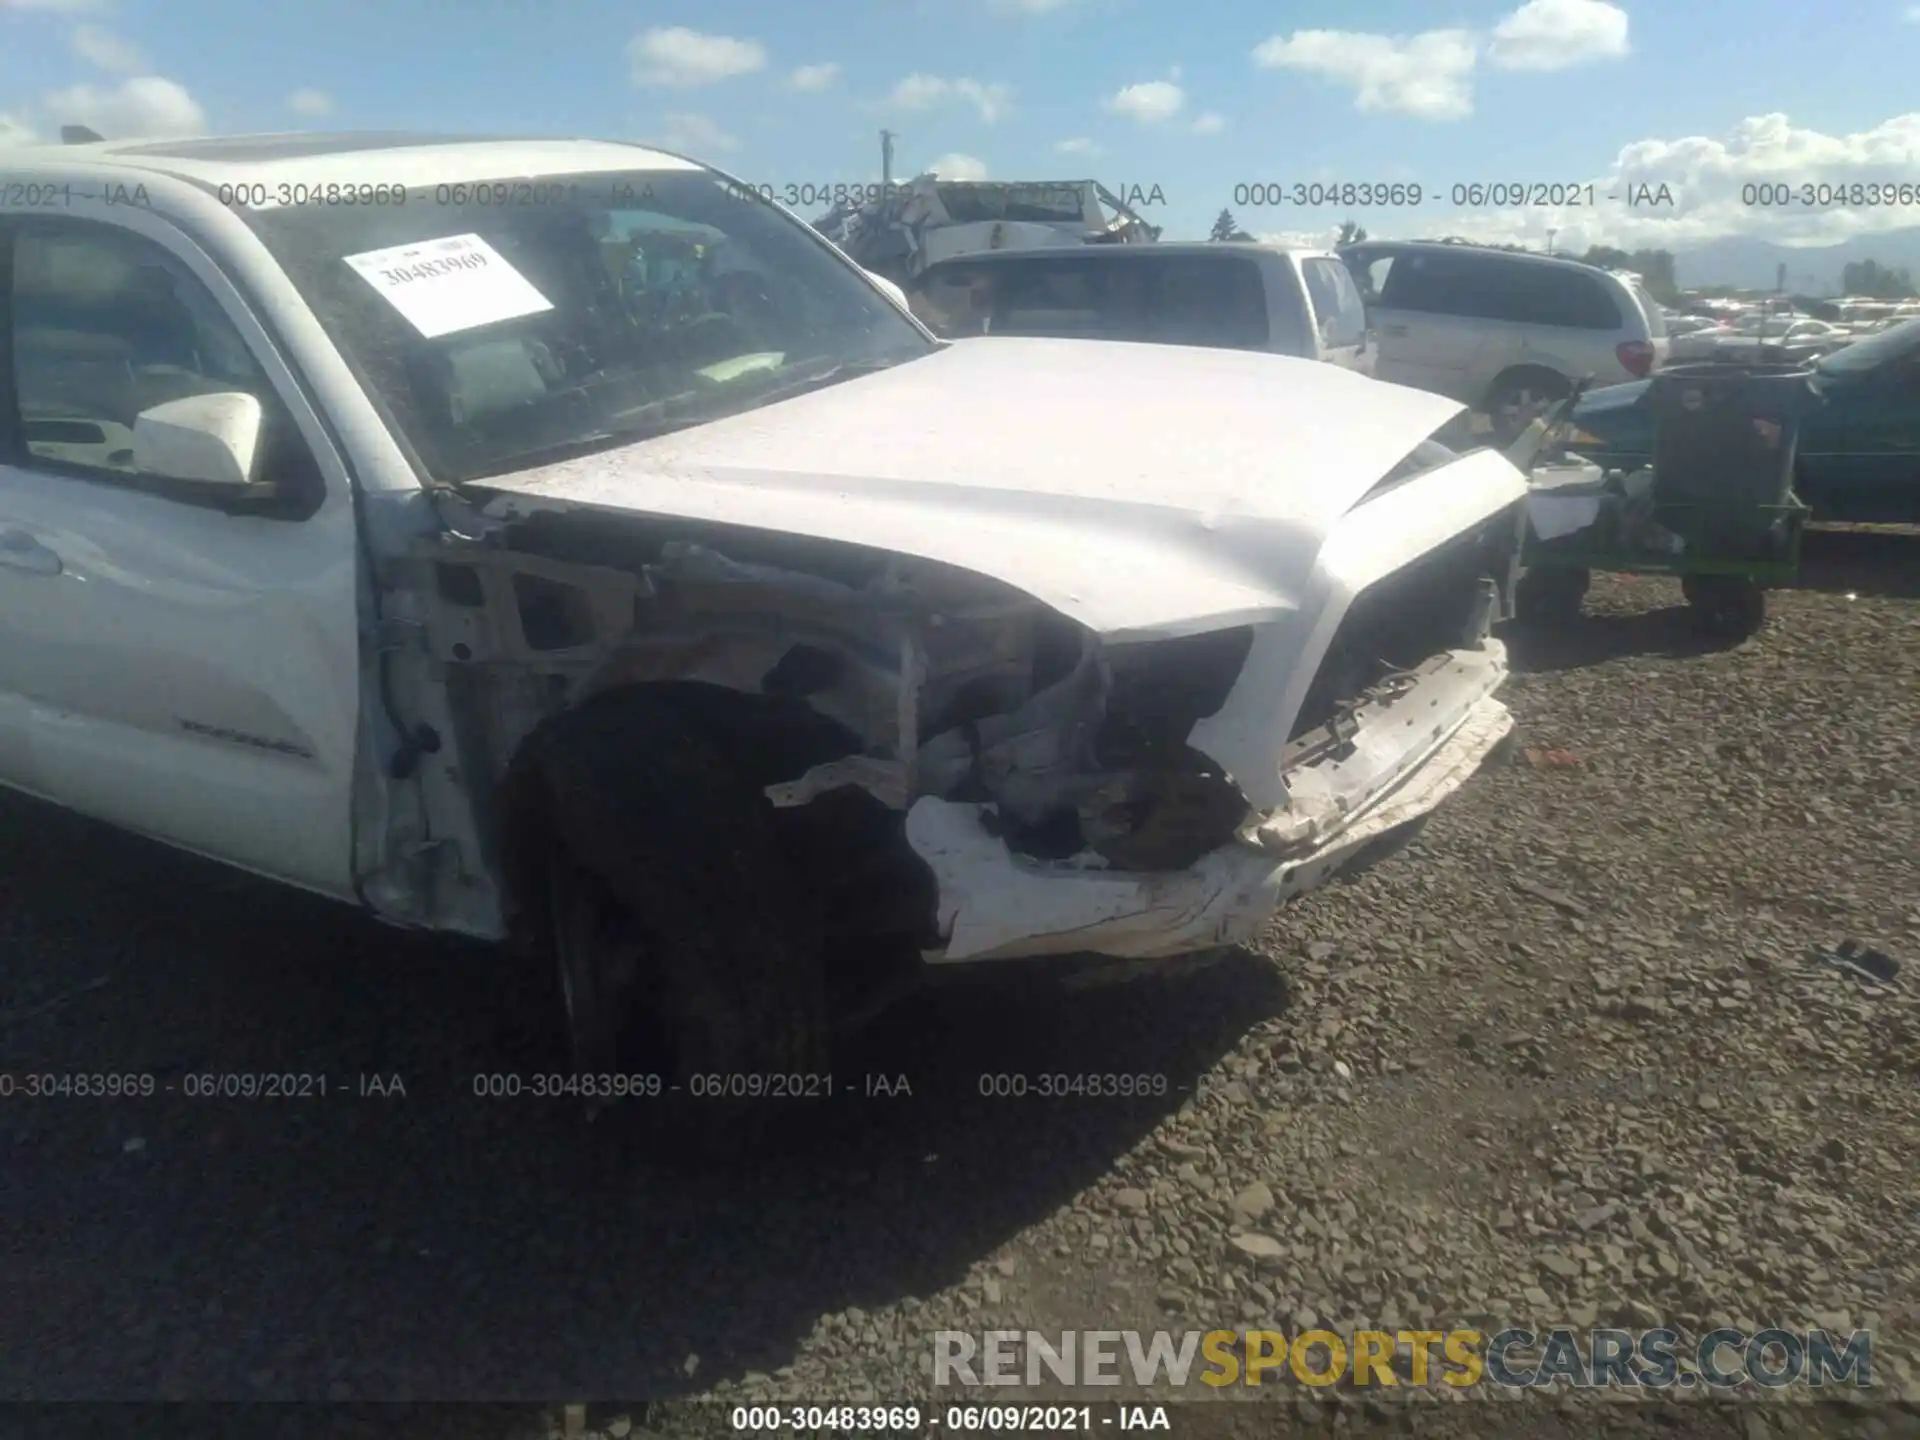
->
[907,641,1512,963]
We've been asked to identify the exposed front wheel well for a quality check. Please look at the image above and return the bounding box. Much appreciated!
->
[496,680,864,945]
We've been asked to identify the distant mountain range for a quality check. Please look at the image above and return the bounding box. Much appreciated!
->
[1674,227,1920,293]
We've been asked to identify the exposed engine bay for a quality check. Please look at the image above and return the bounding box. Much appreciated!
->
[401,492,1522,953]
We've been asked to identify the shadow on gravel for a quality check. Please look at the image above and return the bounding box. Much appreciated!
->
[0,792,1288,1404]
[1502,527,1918,674]
[1498,606,1745,675]
[1792,526,1920,601]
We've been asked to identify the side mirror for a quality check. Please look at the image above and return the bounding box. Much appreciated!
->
[133,392,262,489]
[864,270,910,311]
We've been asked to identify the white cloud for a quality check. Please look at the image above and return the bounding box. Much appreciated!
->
[628,27,766,88]
[881,73,1011,122]
[926,152,989,180]
[285,88,334,117]
[650,112,741,155]
[1487,0,1630,71]
[0,0,102,11]
[1253,28,1478,119]
[1253,3,1625,121]
[1054,136,1101,156]
[1396,112,1920,254]
[988,0,1075,11]
[42,76,206,138]
[1191,111,1226,135]
[1103,80,1184,125]
[0,113,40,146]
[71,24,144,72]
[1905,2,1920,17]
[787,62,840,92]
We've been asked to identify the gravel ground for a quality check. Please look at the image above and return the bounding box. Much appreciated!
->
[1,532,1916,1439]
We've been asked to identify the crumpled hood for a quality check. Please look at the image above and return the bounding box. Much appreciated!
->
[472,337,1470,639]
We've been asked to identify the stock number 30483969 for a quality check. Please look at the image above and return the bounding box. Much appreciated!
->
[1234,182,1422,207]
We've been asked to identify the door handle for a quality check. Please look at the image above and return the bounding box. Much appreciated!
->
[1380,324,1409,337]
[0,528,63,576]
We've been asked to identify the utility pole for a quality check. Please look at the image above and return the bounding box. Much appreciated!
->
[1545,228,1556,255]
[880,130,896,188]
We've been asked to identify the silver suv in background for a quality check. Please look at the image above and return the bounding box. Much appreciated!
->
[905,243,1376,375]
[1340,240,1668,440]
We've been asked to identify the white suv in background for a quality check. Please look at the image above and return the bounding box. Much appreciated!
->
[906,243,1376,375]
[1340,240,1669,441]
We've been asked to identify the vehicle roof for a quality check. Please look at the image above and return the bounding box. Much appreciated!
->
[1341,238,1620,278]
[0,132,705,186]
[920,241,1331,266]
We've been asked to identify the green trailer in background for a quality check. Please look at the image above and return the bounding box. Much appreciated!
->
[1515,364,1818,638]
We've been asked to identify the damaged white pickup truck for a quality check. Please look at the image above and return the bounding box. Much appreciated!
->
[0,134,1529,1096]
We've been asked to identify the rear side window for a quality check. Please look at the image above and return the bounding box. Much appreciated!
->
[991,256,1147,339]
[1379,250,1503,317]
[1302,257,1367,347]
[909,264,997,336]
[911,255,1273,350]
[1148,256,1271,350]
[1380,250,1621,330]
[1497,266,1622,330]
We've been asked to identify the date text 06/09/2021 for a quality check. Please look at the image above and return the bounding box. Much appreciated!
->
[727,1403,1173,1432]
[467,1071,916,1100]
[1227,181,1677,208]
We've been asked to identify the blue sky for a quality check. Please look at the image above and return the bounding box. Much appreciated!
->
[4,0,1920,254]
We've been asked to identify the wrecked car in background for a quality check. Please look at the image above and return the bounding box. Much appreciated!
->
[812,173,1160,287]
[0,133,1526,1118]
[1565,318,1920,524]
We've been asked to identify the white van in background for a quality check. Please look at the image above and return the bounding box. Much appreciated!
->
[1340,240,1669,440]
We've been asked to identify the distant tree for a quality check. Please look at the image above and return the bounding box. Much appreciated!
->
[1580,245,1681,304]
[1336,220,1369,247]
[1840,258,1917,299]
[1209,208,1253,242]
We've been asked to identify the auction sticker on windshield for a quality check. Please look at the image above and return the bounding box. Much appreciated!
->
[342,233,553,339]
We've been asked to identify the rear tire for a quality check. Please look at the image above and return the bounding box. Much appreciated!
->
[1488,370,1573,447]
[521,690,831,1155]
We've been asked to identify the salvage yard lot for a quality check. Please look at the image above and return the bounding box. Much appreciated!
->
[1,534,1916,1432]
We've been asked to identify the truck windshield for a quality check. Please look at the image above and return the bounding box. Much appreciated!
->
[232,170,934,484]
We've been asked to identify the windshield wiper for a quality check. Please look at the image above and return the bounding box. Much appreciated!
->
[697,352,913,409]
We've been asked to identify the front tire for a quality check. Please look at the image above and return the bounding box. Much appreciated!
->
[522,690,831,1150]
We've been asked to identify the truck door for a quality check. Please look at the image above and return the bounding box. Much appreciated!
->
[0,213,363,898]
[1300,255,1373,375]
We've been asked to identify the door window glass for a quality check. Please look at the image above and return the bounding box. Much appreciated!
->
[1379,251,1497,317]
[1496,266,1622,329]
[8,220,321,506]
[914,254,1275,350]
[1145,256,1270,349]
[1304,257,1367,346]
